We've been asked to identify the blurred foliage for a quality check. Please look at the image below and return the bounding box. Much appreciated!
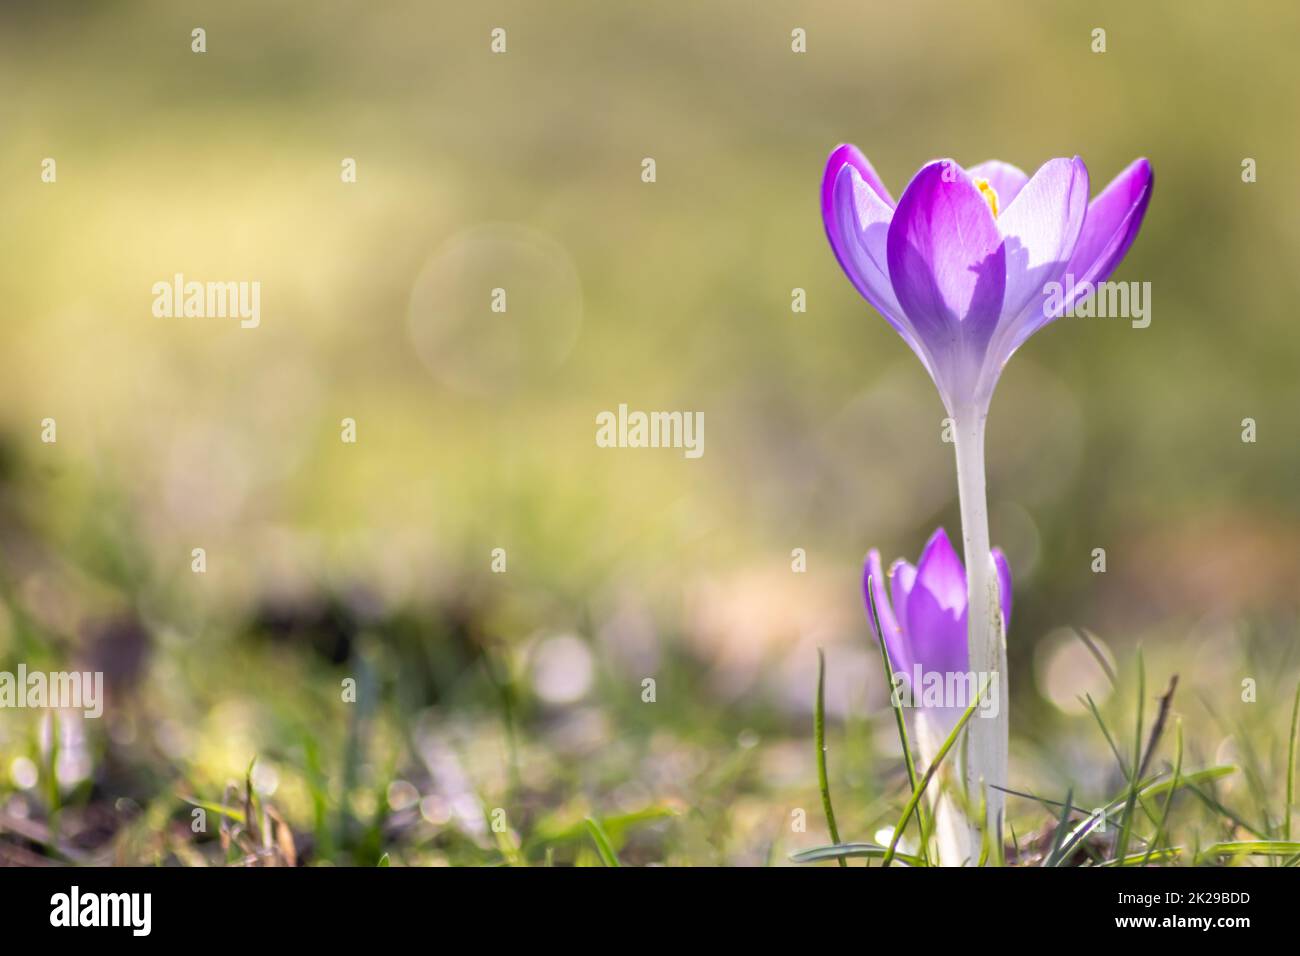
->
[0,1,1297,865]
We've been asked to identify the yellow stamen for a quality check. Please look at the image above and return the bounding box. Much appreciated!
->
[974,178,1000,218]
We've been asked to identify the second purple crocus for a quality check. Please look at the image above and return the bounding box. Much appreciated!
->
[864,527,1013,865]
[865,527,1011,707]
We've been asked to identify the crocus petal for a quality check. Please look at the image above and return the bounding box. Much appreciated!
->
[966,160,1029,207]
[825,158,948,386]
[904,586,969,680]
[992,547,1013,629]
[827,166,908,328]
[1016,159,1154,350]
[889,559,917,630]
[822,143,893,211]
[864,549,908,672]
[995,157,1090,328]
[886,160,1007,400]
[1062,158,1154,298]
[913,528,968,613]
[903,529,970,678]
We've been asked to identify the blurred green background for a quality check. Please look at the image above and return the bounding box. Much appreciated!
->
[0,0,1297,865]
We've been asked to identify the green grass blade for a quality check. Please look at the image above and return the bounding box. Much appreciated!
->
[1044,787,1075,867]
[814,648,846,866]
[1140,764,1235,800]
[1102,847,1182,866]
[584,816,622,867]
[990,783,1089,814]
[180,796,247,824]
[790,843,926,867]
[1112,650,1145,862]
[1071,627,1118,687]
[1184,780,1267,839]
[1053,804,1108,866]
[866,575,929,864]
[976,785,991,867]
[526,805,678,849]
[1287,681,1300,843]
[1195,841,1300,863]
[1082,693,1129,779]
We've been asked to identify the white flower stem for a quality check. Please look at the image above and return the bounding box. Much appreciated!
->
[951,408,1007,858]
[915,712,973,866]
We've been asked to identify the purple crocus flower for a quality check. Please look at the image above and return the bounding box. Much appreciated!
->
[821,147,1152,414]
[828,147,1150,856]
[864,527,1013,865]
[863,527,1012,700]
